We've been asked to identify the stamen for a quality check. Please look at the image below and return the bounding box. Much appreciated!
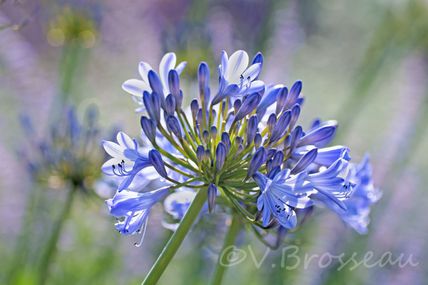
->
[134,216,149,247]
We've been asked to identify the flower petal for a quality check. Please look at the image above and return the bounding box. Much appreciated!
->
[225,50,249,83]
[122,79,150,97]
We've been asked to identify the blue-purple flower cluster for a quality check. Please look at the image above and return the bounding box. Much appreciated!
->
[102,51,380,245]
[20,106,102,192]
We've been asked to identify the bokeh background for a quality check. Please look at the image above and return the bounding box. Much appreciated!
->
[1,0,428,284]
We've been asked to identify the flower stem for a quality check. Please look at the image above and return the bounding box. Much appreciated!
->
[141,188,207,285]
[38,186,76,285]
[211,214,241,285]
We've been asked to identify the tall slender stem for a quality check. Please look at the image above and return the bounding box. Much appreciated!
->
[211,214,241,285]
[38,186,76,285]
[7,185,43,282]
[142,188,207,285]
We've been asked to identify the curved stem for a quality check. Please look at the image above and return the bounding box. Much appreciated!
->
[38,187,76,285]
[142,188,207,285]
[211,214,241,285]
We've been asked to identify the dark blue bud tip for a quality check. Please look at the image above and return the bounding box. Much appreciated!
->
[149,149,168,178]
[148,70,164,98]
[208,183,217,213]
[164,94,176,115]
[168,70,180,98]
[215,142,227,171]
[166,115,182,139]
[252,52,264,65]
[140,116,156,143]
[196,145,205,161]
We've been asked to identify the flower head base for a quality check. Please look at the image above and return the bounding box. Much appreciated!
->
[102,50,380,246]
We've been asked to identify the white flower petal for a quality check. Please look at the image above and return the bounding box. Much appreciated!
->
[241,63,262,81]
[225,50,249,83]
[244,80,265,94]
[117,132,135,149]
[102,158,122,175]
[159,52,176,87]
[103,140,125,158]
[175,61,187,74]
[220,50,228,75]
[138,61,152,82]
[122,79,150,97]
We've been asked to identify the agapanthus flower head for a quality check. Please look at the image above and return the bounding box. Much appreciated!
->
[102,50,380,245]
[21,105,103,193]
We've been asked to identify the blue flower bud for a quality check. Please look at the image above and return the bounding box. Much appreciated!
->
[248,147,266,178]
[233,99,242,113]
[208,183,218,213]
[290,126,303,150]
[148,70,165,100]
[246,115,258,145]
[271,150,284,169]
[298,123,337,147]
[191,99,199,120]
[256,86,282,118]
[210,126,218,139]
[234,93,262,122]
[196,109,203,125]
[149,149,168,178]
[292,148,318,174]
[196,145,205,161]
[175,90,183,111]
[270,110,291,143]
[143,91,161,123]
[221,132,231,152]
[289,104,300,130]
[198,62,209,87]
[164,94,176,116]
[285,81,302,109]
[236,143,244,155]
[267,113,276,133]
[254,133,262,148]
[268,165,281,178]
[266,159,273,173]
[235,136,243,146]
[140,116,156,143]
[168,70,180,99]
[276,87,288,114]
[202,130,210,143]
[267,148,276,160]
[215,142,227,171]
[198,62,210,105]
[166,115,182,139]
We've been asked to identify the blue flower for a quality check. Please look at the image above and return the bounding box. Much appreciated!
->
[122,53,187,112]
[102,132,152,191]
[307,154,353,211]
[102,50,380,247]
[254,169,313,229]
[106,187,169,242]
[338,155,381,234]
[212,50,265,104]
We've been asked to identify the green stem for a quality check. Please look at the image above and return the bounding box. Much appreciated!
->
[141,188,207,285]
[7,186,43,282]
[211,214,241,285]
[38,187,76,285]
